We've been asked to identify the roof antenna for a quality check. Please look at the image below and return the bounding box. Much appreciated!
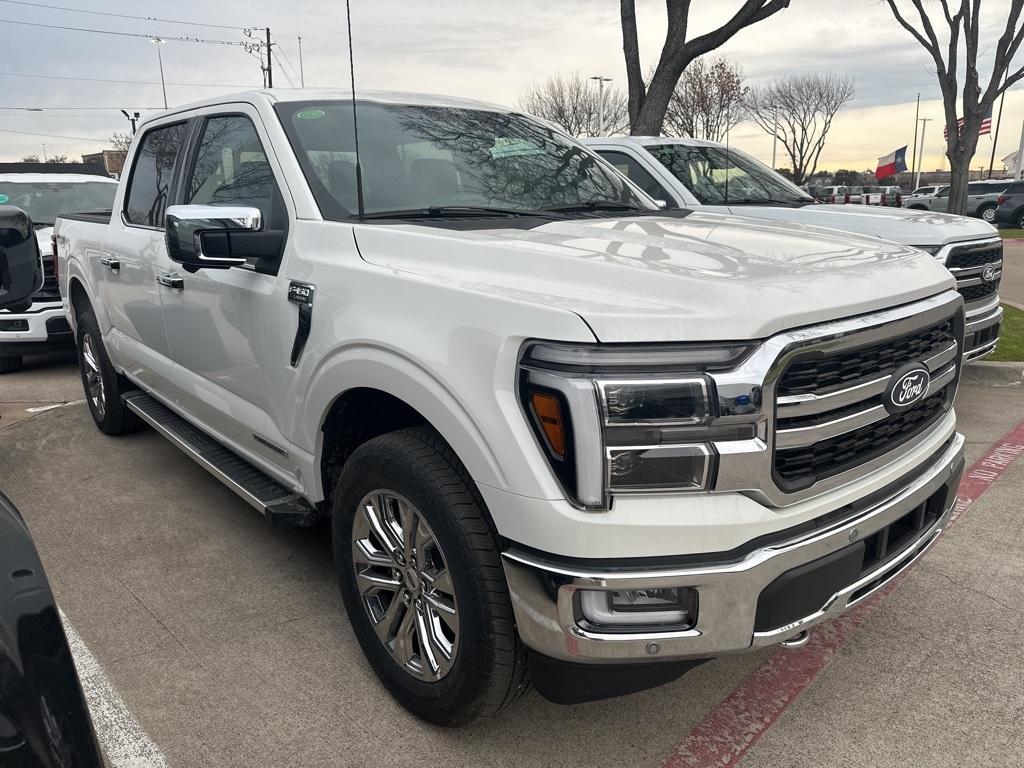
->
[345,0,365,219]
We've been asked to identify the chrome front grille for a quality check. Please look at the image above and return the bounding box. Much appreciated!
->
[773,314,961,490]
[944,240,1002,308]
[33,254,60,301]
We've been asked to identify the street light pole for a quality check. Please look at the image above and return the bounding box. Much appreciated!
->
[298,35,305,87]
[915,117,932,189]
[589,76,611,136]
[150,37,168,109]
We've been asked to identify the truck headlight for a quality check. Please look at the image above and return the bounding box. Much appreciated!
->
[518,341,755,509]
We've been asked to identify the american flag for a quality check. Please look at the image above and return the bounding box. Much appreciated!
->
[944,106,993,139]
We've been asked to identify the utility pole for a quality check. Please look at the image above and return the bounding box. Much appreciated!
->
[589,76,611,136]
[150,37,168,109]
[915,117,932,189]
[910,92,920,180]
[265,27,273,88]
[298,35,305,87]
[41,143,47,162]
[121,109,140,134]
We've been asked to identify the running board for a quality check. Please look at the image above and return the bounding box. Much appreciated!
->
[122,391,318,527]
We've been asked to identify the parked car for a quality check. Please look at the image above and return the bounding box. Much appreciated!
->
[0,173,117,372]
[582,136,1003,361]
[847,185,864,204]
[0,205,104,767]
[816,184,850,203]
[57,90,967,725]
[910,185,943,197]
[994,180,1024,229]
[863,185,903,206]
[902,180,1008,223]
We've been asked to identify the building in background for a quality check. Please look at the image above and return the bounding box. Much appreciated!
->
[80,150,126,179]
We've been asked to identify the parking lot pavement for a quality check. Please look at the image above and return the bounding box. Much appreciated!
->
[0,348,80,426]
[1,362,1022,768]
[1002,240,1024,310]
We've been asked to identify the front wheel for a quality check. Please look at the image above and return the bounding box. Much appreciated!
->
[332,427,528,726]
[75,309,141,435]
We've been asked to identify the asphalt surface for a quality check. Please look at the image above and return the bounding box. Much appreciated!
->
[1,360,1022,767]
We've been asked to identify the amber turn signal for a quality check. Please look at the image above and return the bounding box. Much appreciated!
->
[531,392,566,458]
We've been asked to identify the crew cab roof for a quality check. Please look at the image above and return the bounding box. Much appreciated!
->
[581,136,724,148]
[136,88,512,130]
[0,173,117,184]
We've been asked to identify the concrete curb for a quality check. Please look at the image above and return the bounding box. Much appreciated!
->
[960,359,1023,387]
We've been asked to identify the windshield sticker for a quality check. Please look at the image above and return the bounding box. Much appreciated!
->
[296,109,326,120]
[0,194,8,204]
[490,138,541,159]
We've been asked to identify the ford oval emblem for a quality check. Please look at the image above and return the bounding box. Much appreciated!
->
[885,364,931,414]
[981,264,997,282]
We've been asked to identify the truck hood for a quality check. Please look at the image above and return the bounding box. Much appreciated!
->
[716,203,997,247]
[354,211,955,343]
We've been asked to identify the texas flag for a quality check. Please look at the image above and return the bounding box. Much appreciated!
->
[875,146,908,181]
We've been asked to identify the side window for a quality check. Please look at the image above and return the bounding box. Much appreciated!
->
[186,115,284,229]
[124,122,189,227]
[596,150,675,207]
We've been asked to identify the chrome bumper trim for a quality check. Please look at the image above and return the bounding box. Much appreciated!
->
[502,432,964,664]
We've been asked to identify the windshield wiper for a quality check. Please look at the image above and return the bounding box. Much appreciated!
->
[724,197,814,207]
[541,200,644,213]
[357,206,560,220]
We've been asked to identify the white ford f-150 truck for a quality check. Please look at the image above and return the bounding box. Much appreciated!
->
[56,90,966,725]
[0,173,117,372]
[582,137,1004,362]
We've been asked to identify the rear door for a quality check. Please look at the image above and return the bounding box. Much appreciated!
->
[157,106,298,475]
[100,120,190,392]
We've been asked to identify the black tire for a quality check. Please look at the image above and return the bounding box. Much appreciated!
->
[908,204,928,210]
[75,309,142,435]
[332,426,528,726]
[978,204,996,223]
[1017,210,1024,230]
[0,356,23,374]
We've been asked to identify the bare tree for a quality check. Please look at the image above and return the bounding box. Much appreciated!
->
[21,154,39,163]
[620,0,789,135]
[745,74,855,185]
[663,57,747,141]
[516,72,628,137]
[885,1,1024,214]
[109,132,133,152]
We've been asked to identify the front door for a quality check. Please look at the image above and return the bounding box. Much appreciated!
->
[157,109,298,476]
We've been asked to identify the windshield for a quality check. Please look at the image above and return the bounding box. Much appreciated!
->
[276,101,656,219]
[645,144,812,205]
[0,180,116,226]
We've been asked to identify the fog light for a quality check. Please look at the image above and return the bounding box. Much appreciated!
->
[580,587,697,629]
[0,319,29,332]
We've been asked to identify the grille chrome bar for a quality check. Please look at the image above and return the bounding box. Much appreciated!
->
[777,375,888,419]
[923,341,958,372]
[926,363,957,395]
[776,403,888,449]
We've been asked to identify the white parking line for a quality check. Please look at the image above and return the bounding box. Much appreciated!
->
[61,611,169,767]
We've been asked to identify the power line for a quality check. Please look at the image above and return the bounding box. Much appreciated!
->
[0,126,109,143]
[272,34,302,85]
[0,18,249,45]
[0,70,255,88]
[0,0,252,30]
[272,51,295,87]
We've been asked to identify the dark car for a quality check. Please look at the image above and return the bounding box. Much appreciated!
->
[995,180,1024,229]
[0,206,105,767]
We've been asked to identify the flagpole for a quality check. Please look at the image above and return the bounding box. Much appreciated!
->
[910,92,920,183]
[988,76,1006,179]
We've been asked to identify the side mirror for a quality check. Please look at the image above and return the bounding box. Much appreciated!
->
[654,199,668,209]
[165,205,280,272]
[0,205,43,313]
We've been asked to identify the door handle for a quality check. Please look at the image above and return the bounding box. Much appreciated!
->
[156,272,184,290]
[99,257,120,272]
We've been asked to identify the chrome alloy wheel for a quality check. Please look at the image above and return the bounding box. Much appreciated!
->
[352,490,460,681]
[81,333,105,419]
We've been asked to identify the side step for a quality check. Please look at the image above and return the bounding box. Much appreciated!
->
[122,391,319,527]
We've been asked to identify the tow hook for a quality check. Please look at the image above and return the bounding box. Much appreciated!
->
[780,629,811,649]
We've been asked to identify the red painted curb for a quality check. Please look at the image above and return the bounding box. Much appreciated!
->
[660,420,1024,768]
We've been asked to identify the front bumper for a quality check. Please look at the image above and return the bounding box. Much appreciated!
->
[0,302,72,356]
[502,432,964,664]
[962,299,1002,362]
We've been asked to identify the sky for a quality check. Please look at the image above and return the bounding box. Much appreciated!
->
[1,0,1022,175]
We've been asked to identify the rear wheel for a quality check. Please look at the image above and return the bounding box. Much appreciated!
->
[978,204,997,223]
[0,356,23,374]
[75,309,141,435]
[1017,210,1024,230]
[332,426,528,726]
[908,204,928,210]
